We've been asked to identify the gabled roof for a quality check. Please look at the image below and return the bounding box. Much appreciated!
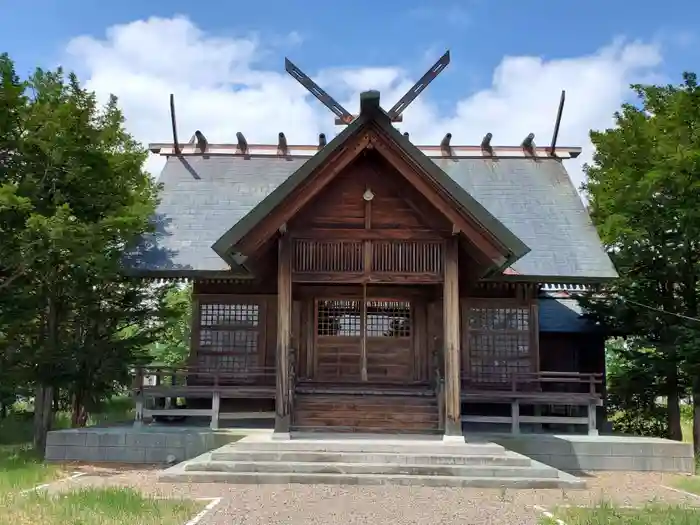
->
[538,297,603,333]
[211,91,528,272]
[124,97,617,283]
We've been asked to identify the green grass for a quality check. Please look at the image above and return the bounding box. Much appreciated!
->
[0,448,202,525]
[674,476,700,496]
[0,397,204,524]
[0,487,199,525]
[0,396,136,490]
[683,419,693,444]
[543,503,700,524]
[0,445,63,493]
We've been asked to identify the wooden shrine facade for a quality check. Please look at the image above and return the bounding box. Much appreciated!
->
[133,143,604,436]
[130,91,610,437]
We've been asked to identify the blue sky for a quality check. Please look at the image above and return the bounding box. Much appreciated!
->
[1,0,699,184]
[3,0,698,90]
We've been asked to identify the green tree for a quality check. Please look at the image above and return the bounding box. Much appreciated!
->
[0,54,158,454]
[582,72,700,448]
[604,338,669,438]
[148,284,193,367]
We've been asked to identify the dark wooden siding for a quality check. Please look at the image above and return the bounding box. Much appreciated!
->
[289,154,450,233]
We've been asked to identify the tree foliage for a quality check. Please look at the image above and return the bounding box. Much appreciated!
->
[604,338,669,438]
[582,72,700,447]
[0,53,163,451]
[147,283,192,367]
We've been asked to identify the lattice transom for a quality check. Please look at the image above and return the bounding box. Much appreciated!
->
[196,302,261,375]
[466,306,531,383]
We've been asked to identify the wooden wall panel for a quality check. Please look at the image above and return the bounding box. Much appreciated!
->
[289,154,450,233]
[539,333,605,374]
[264,296,277,368]
[292,394,438,433]
[315,338,362,381]
[366,339,413,382]
[412,301,429,381]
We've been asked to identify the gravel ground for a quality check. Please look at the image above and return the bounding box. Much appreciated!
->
[39,466,700,525]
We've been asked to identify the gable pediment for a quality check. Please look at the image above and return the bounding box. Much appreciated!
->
[211,95,529,278]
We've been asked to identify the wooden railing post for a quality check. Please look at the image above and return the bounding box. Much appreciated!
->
[274,232,292,438]
[442,236,463,441]
[432,357,445,431]
[210,370,220,430]
[587,373,599,436]
[133,367,144,428]
[288,348,296,420]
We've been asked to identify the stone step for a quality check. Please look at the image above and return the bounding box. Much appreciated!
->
[184,460,558,478]
[159,469,586,489]
[209,449,532,467]
[230,439,507,455]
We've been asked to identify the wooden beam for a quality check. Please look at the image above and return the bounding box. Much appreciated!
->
[290,228,448,240]
[443,236,462,438]
[275,233,292,434]
[360,282,368,382]
[530,300,540,373]
[294,284,432,299]
[291,272,443,284]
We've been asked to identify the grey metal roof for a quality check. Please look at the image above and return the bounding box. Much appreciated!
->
[538,297,600,333]
[124,152,617,281]
[123,156,307,272]
[435,157,617,280]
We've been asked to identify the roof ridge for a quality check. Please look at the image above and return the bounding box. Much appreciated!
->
[147,142,582,160]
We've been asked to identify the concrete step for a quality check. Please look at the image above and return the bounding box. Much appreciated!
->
[209,449,532,467]
[229,439,507,455]
[159,468,586,489]
[184,460,559,478]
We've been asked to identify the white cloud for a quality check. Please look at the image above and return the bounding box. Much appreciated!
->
[64,16,663,188]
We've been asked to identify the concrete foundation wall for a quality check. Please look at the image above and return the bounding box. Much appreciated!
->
[45,427,695,474]
[45,427,240,464]
[490,434,695,473]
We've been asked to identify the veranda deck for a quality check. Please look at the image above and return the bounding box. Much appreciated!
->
[132,366,603,434]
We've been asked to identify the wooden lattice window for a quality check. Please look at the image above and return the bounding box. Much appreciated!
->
[293,240,363,273]
[466,305,531,383]
[317,300,362,337]
[292,238,443,275]
[196,302,260,376]
[366,301,411,338]
[315,300,411,337]
[372,240,443,274]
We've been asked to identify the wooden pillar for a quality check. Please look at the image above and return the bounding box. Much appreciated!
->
[210,391,221,430]
[275,233,292,436]
[443,236,463,440]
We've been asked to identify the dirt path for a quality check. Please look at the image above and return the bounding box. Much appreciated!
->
[49,467,700,525]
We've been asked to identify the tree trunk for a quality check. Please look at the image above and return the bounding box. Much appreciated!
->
[71,391,88,427]
[693,377,700,457]
[33,384,54,457]
[668,364,683,441]
[34,294,58,457]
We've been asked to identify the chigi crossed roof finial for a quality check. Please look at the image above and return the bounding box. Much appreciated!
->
[284,51,451,126]
[162,50,573,160]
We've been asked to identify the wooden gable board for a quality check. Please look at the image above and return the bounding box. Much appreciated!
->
[211,91,530,274]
